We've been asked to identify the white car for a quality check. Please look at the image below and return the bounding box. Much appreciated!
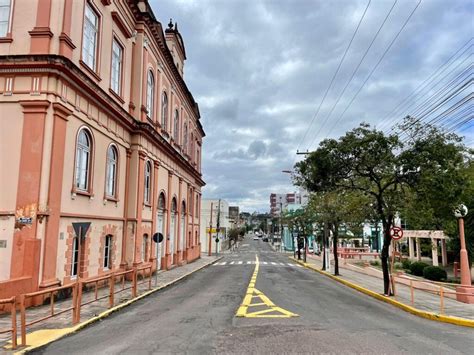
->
[253,236,259,240]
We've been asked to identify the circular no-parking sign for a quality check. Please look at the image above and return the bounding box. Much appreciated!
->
[390,227,404,240]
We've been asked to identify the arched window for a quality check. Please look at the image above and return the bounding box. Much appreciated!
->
[146,70,154,118]
[190,132,194,161]
[144,161,152,204]
[173,109,179,141]
[180,201,186,252]
[195,195,199,218]
[75,128,92,191]
[142,234,149,262]
[106,145,118,197]
[161,92,168,130]
[170,198,177,263]
[157,192,166,241]
[183,123,188,154]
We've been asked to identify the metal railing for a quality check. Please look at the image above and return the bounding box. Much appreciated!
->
[20,283,78,346]
[0,296,17,349]
[3,265,157,347]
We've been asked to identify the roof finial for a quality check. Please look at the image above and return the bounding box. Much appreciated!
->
[175,22,178,31]
[168,18,174,30]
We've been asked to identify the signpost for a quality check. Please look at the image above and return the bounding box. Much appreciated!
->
[153,232,164,286]
[389,226,404,296]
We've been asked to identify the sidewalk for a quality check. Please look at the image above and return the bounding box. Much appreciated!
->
[296,254,474,323]
[0,255,221,351]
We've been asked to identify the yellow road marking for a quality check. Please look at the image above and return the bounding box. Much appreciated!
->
[236,255,298,318]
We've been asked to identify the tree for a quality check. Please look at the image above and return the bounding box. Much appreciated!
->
[308,191,369,275]
[282,207,316,260]
[294,118,469,295]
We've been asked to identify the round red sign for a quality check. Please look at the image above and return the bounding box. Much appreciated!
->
[390,227,404,240]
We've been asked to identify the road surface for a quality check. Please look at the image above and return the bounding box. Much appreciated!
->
[35,238,473,354]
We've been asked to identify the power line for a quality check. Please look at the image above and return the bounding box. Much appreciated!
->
[323,0,423,141]
[296,0,372,152]
[306,0,398,151]
[377,39,473,132]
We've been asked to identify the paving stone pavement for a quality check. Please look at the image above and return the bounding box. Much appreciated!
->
[0,255,219,350]
[303,254,474,320]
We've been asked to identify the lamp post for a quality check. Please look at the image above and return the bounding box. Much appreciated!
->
[454,204,474,303]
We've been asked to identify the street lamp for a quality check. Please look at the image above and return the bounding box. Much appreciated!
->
[454,204,474,303]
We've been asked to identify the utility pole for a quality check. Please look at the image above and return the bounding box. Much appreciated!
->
[216,199,221,255]
[208,202,213,256]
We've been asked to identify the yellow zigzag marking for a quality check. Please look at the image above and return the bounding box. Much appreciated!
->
[236,255,298,318]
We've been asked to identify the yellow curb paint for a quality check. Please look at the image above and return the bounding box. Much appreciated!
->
[11,257,224,354]
[236,255,298,318]
[291,257,474,328]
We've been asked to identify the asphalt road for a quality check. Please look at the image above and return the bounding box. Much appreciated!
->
[35,238,474,354]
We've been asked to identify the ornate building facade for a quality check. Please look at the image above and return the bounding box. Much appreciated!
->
[0,0,204,298]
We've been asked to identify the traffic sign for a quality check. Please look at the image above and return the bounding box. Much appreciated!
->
[72,222,91,239]
[390,227,404,240]
[153,232,163,243]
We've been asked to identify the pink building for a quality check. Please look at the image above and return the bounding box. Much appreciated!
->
[0,0,205,299]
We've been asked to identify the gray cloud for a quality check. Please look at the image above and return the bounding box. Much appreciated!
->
[151,0,473,211]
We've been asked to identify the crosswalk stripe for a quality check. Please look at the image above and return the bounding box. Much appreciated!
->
[238,261,243,265]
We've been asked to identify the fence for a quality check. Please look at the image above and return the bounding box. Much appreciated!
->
[405,279,473,315]
[20,283,78,346]
[0,265,157,349]
[0,297,17,349]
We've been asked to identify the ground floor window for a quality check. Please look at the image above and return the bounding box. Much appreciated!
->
[104,234,112,269]
[71,236,79,277]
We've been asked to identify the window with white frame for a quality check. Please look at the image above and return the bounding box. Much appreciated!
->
[0,0,11,37]
[71,236,79,277]
[146,71,154,118]
[106,145,118,197]
[82,2,99,70]
[142,234,149,261]
[111,39,123,94]
[104,234,112,269]
[75,129,92,191]
[183,123,188,154]
[144,161,151,204]
[161,92,168,130]
[174,109,179,141]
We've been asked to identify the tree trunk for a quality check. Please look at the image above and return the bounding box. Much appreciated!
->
[333,227,339,276]
[381,216,393,295]
[322,222,328,270]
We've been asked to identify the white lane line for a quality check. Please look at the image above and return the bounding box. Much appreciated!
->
[238,261,243,265]
[271,262,277,265]
[219,262,227,265]
[230,261,235,265]
[262,261,268,265]
[287,263,294,267]
[296,264,303,268]
[247,261,252,264]
[279,262,286,266]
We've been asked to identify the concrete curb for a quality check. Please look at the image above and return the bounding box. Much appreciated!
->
[15,257,223,354]
[291,257,474,328]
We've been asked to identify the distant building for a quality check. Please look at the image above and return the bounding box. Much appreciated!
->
[200,199,229,254]
[229,206,240,227]
[270,190,309,216]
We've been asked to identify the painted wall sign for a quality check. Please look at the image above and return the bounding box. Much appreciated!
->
[17,217,33,224]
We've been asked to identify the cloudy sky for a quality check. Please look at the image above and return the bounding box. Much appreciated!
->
[149,0,473,212]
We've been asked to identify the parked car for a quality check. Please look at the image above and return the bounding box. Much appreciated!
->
[262,237,268,242]
[253,235,259,240]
